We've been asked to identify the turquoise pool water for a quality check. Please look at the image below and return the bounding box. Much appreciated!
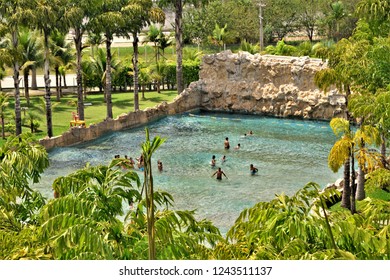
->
[34,112,341,233]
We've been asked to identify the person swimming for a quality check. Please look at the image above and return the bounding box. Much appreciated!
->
[250,164,258,175]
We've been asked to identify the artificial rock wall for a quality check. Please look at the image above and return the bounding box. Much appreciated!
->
[196,50,345,119]
[40,51,345,150]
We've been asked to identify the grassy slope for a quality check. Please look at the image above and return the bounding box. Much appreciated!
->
[1,90,177,145]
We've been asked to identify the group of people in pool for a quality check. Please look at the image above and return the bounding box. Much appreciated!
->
[114,154,163,172]
[211,130,258,180]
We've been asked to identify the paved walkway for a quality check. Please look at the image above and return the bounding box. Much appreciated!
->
[1,74,77,91]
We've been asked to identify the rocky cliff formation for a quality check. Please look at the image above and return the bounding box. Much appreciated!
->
[192,50,345,119]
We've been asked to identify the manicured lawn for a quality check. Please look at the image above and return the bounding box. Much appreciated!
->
[1,90,177,145]
[330,188,390,212]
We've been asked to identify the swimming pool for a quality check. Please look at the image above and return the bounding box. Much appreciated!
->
[34,112,341,233]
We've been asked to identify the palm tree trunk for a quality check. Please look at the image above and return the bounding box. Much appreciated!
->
[145,158,156,260]
[62,73,68,88]
[356,165,365,200]
[381,133,387,168]
[132,33,140,111]
[12,30,22,136]
[1,116,5,139]
[105,35,113,119]
[23,69,30,107]
[142,85,145,100]
[350,147,356,214]
[59,74,62,98]
[55,67,60,101]
[175,0,184,94]
[341,156,351,210]
[44,31,53,138]
[74,28,84,121]
[31,66,38,90]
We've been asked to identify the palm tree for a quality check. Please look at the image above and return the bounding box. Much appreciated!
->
[353,124,380,200]
[0,91,9,139]
[225,182,390,259]
[138,65,152,100]
[19,28,43,107]
[121,0,165,111]
[146,25,161,63]
[158,30,173,58]
[327,1,346,41]
[141,127,166,260]
[0,133,49,201]
[50,30,74,101]
[0,0,28,136]
[26,0,66,138]
[23,108,43,133]
[45,159,141,259]
[328,117,381,211]
[315,38,370,209]
[157,0,210,95]
[63,0,102,122]
[349,91,390,168]
[89,47,121,98]
[328,118,354,210]
[86,33,105,56]
[89,0,125,120]
[357,0,390,36]
[209,23,228,51]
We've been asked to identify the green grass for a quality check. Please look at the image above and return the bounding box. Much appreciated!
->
[330,188,390,212]
[1,89,177,146]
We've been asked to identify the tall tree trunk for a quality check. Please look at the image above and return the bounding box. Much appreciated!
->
[341,156,351,210]
[62,73,68,88]
[356,165,365,200]
[44,31,53,138]
[55,66,60,101]
[31,66,38,90]
[1,116,5,139]
[350,147,356,214]
[340,84,352,209]
[105,35,113,119]
[12,30,22,136]
[380,133,387,168]
[23,69,30,107]
[144,158,156,260]
[74,28,84,121]
[59,73,62,98]
[142,85,145,100]
[132,32,140,111]
[175,0,184,95]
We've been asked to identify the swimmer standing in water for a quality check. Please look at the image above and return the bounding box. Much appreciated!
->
[250,164,258,175]
[211,155,216,167]
[212,167,228,180]
[224,137,230,150]
[157,160,163,172]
